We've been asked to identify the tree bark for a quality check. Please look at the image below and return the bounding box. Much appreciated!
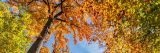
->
[27,0,63,52]
[27,11,63,53]
[27,17,53,53]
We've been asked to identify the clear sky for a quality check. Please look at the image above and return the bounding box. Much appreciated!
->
[45,34,106,53]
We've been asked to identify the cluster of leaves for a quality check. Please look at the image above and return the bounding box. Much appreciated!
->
[40,46,50,53]
[0,2,31,53]
[134,0,160,52]
[98,0,160,53]
[5,0,160,53]
[70,0,160,53]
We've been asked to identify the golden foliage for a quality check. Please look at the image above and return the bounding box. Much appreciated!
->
[40,46,50,53]
[7,0,160,53]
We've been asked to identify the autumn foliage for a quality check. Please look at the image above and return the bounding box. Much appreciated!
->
[0,0,160,53]
[0,2,31,53]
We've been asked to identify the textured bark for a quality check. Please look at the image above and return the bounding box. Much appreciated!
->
[28,10,63,53]
[27,11,63,53]
[27,17,53,53]
[27,0,63,52]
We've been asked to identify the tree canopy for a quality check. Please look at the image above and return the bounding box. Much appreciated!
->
[0,2,31,53]
[0,0,160,53]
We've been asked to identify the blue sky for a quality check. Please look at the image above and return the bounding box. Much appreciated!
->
[0,0,7,2]
[45,34,106,53]
[44,13,106,53]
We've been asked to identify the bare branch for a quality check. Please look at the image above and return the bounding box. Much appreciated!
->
[43,0,48,5]
[54,0,65,8]
[43,0,51,13]
[55,18,80,28]
[55,18,66,22]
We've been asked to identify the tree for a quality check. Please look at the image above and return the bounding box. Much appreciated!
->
[7,0,160,53]
[103,0,160,53]
[0,2,31,53]
[132,0,160,52]
[8,0,94,53]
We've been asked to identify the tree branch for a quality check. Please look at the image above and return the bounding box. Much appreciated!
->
[55,18,80,28]
[27,0,64,53]
[43,0,51,13]
[43,0,48,5]
[54,0,65,8]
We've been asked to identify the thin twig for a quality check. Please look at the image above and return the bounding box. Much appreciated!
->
[54,0,65,8]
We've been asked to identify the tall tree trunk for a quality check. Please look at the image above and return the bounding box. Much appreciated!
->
[27,0,63,52]
[27,17,53,53]
[27,11,63,53]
